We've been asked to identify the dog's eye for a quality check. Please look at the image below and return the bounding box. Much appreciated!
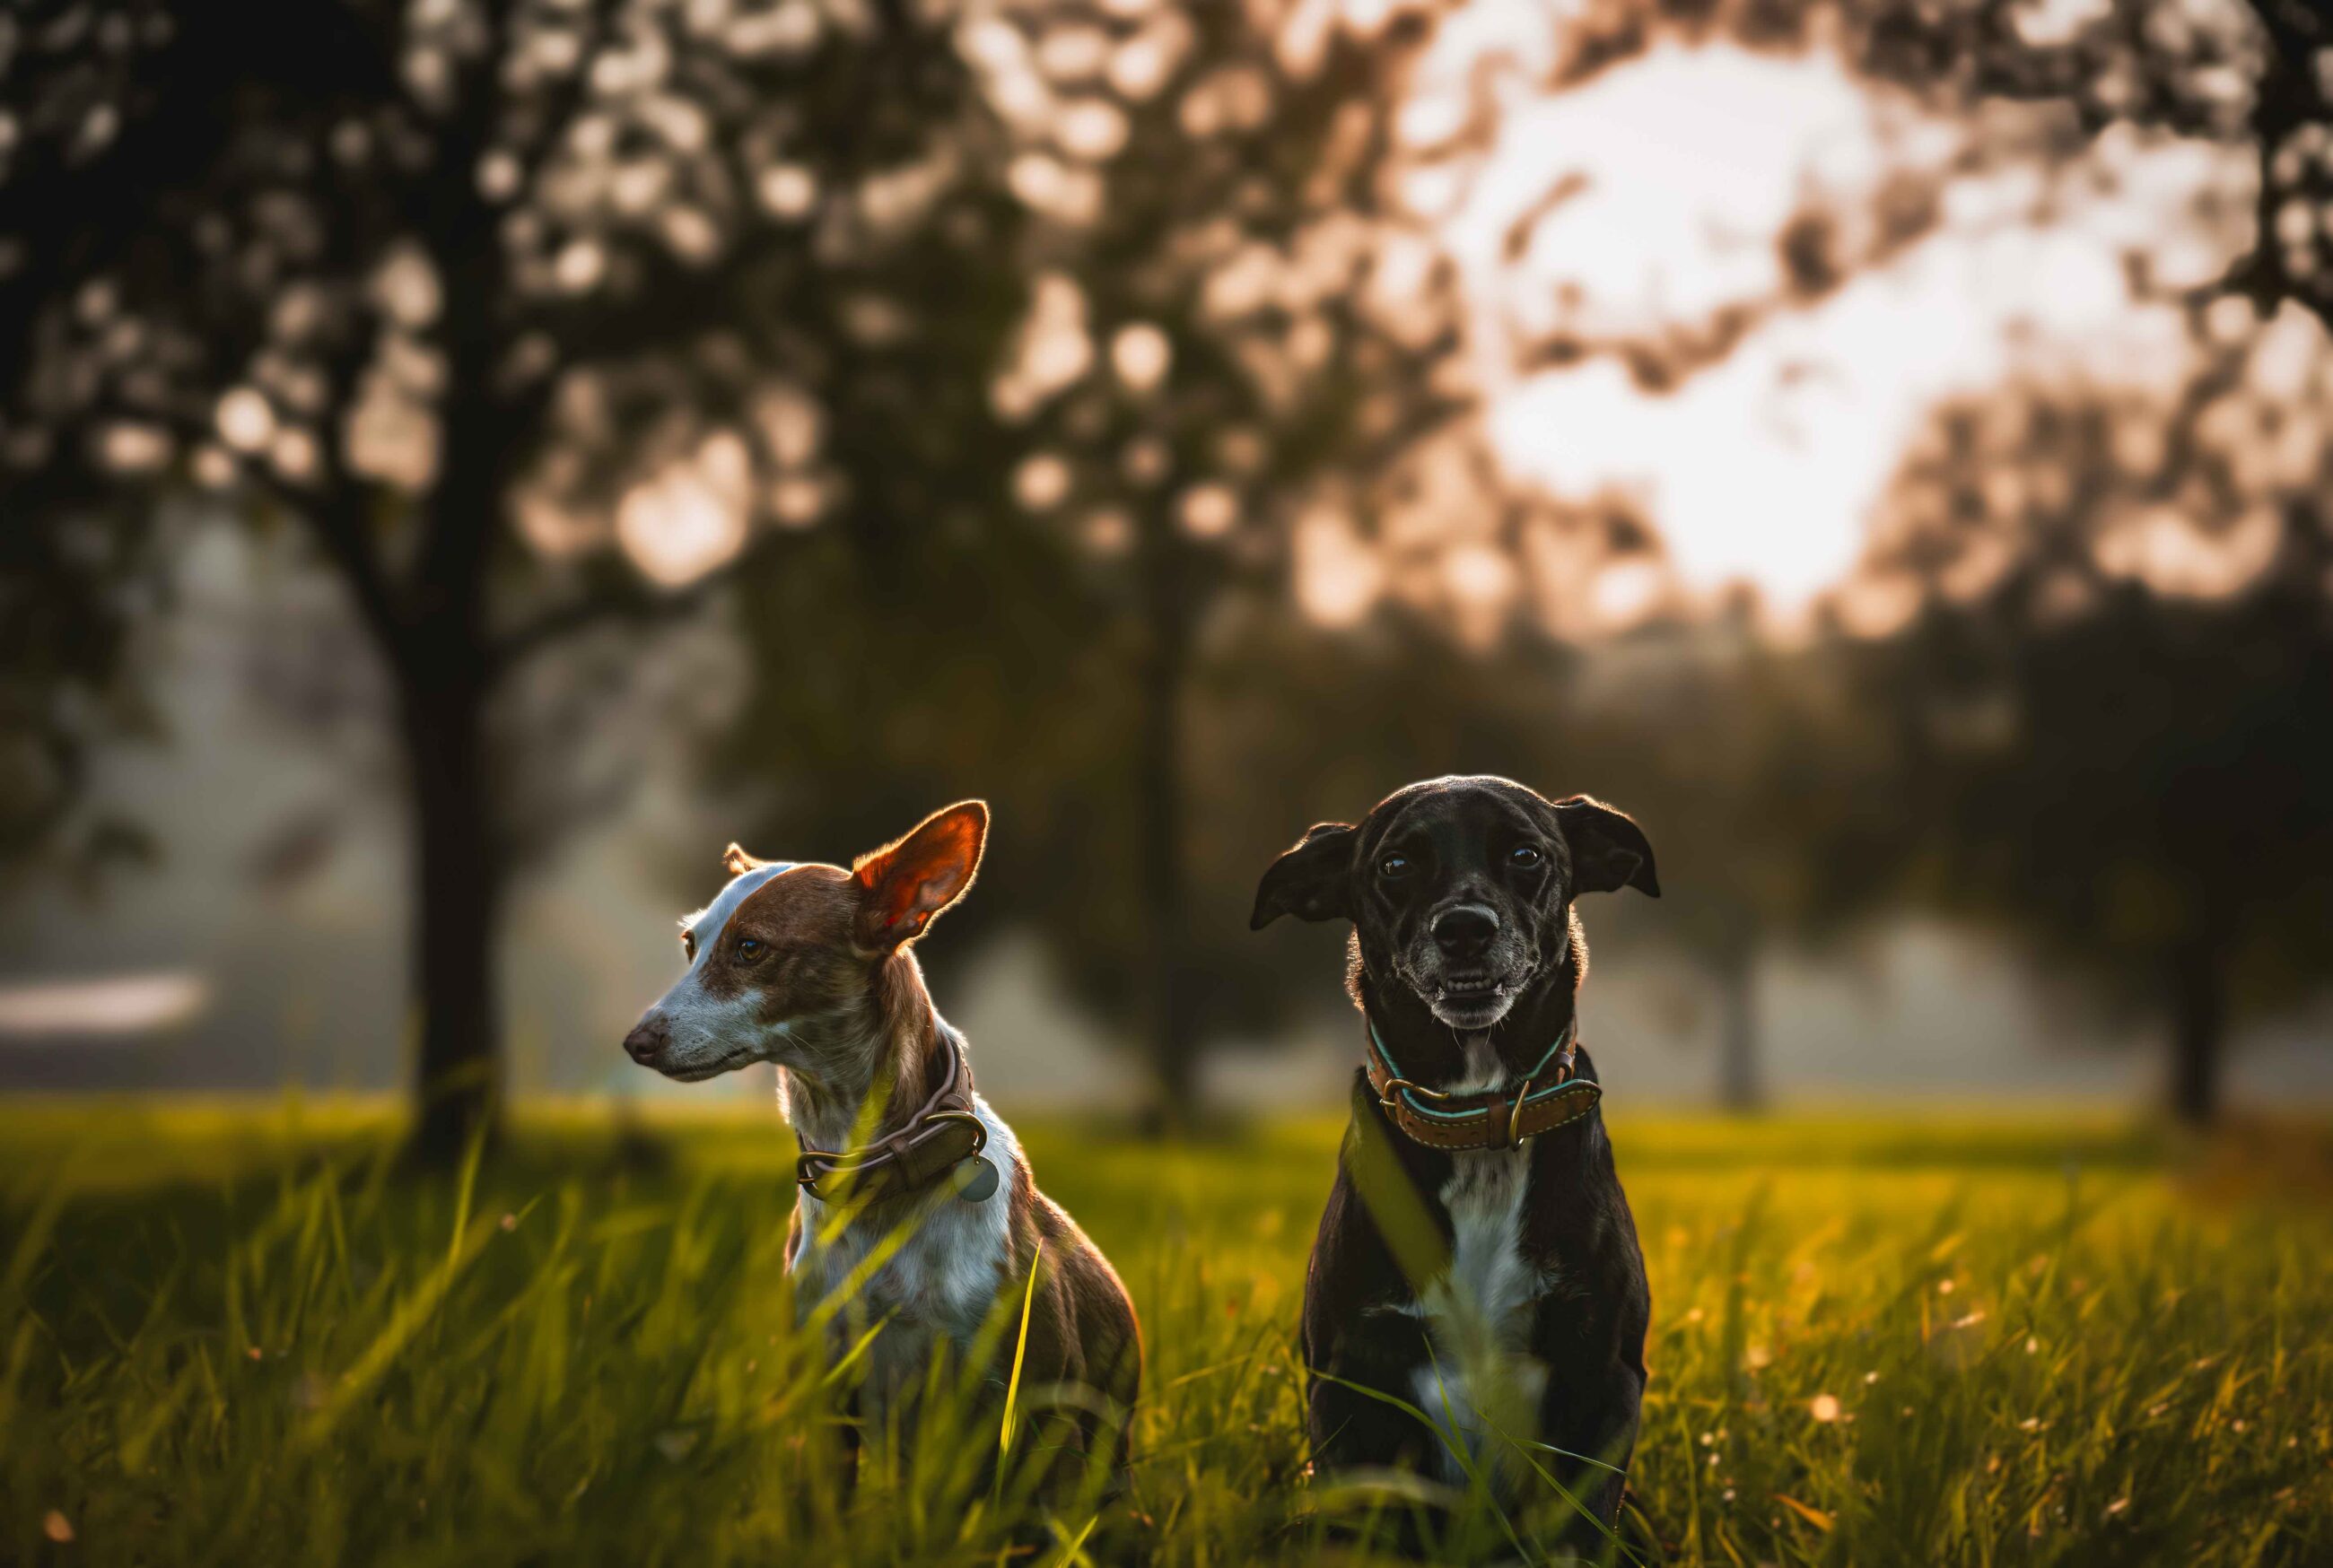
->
[1378,853,1411,880]
[680,930,697,962]
[734,937,765,963]
[1509,844,1544,869]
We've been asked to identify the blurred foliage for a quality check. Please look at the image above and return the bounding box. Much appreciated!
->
[717,0,1486,1102]
[1836,364,2333,1120]
[6,0,2333,1128]
[0,0,1042,1153]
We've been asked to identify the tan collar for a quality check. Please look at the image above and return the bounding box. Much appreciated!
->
[1363,1017,1601,1152]
[793,1031,991,1204]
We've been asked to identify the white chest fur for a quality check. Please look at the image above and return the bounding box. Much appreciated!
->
[1433,1141,1538,1341]
[790,1095,1024,1399]
[1402,1036,1552,1482]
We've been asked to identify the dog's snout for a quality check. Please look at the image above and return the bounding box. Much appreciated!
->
[623,1015,670,1066]
[1430,903,1499,956]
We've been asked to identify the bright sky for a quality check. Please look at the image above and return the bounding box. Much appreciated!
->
[1420,34,2254,616]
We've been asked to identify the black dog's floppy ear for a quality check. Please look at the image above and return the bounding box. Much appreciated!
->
[1249,822,1357,929]
[1556,796,1659,897]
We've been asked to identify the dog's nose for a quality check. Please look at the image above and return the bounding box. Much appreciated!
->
[1431,904,1499,956]
[622,1016,669,1066]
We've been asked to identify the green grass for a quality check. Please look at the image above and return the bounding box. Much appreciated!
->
[3,1102,2329,1564]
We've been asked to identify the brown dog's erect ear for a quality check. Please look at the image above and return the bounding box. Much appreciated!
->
[851,801,990,950]
[1555,796,1660,897]
[721,843,765,876]
[1249,822,1358,929]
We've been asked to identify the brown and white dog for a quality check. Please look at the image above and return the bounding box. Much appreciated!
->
[621,801,1140,1469]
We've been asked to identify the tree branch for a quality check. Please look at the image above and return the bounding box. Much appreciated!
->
[293,491,412,671]
[487,522,806,675]
[2212,0,2333,333]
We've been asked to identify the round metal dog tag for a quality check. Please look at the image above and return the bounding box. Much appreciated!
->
[956,1154,999,1204]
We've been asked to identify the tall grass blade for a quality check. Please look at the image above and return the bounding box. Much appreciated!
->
[999,1235,1044,1479]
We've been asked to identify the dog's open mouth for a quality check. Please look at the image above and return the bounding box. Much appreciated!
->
[1424,972,1526,1026]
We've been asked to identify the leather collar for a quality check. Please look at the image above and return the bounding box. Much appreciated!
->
[1364,1015,1601,1152]
[794,1030,988,1204]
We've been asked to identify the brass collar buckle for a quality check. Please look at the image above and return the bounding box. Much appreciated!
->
[1503,1040,1581,1146]
[1376,1076,1452,1116]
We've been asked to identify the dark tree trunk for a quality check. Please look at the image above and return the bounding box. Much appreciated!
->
[1715,935,1763,1113]
[2168,945,2226,1127]
[398,181,511,1164]
[400,652,502,1164]
[1136,509,1200,1131]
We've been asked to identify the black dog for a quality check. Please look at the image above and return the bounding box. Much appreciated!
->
[1251,775,1656,1539]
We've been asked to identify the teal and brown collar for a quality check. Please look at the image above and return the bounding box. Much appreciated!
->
[1364,1017,1601,1152]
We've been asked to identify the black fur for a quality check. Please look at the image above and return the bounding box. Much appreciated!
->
[1252,775,1656,1540]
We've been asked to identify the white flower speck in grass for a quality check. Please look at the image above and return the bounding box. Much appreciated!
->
[1865,1370,1880,1384]
[1937,1278,1956,1294]
[44,1511,74,1544]
[1810,1393,1842,1423]
[2026,1336,2040,1354]
[2106,1498,2130,1517]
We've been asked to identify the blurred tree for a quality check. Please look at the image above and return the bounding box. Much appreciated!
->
[1842,345,2333,1122]
[0,0,1024,1160]
[1551,619,1888,1111]
[1813,0,2333,1121]
[1318,0,2333,1116]
[977,0,1480,1120]
[718,1,1482,1122]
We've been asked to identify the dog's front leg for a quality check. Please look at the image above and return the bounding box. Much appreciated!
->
[1306,1315,1447,1478]
[783,1213,866,1498]
[1528,1294,1645,1540]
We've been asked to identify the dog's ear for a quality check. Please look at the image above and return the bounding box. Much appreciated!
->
[1555,796,1659,897]
[1249,822,1358,929]
[852,801,989,949]
[721,842,765,875]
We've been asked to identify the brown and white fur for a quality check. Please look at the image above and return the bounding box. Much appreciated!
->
[622,801,1140,1470]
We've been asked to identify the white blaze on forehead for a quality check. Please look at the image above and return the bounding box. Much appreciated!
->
[682,862,799,972]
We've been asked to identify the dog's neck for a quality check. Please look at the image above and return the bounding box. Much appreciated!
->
[1357,923,1584,1093]
[776,950,957,1155]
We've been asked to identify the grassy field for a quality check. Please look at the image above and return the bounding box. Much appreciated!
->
[2,1102,2329,1566]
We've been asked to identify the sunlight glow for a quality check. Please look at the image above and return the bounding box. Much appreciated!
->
[616,432,752,588]
[1414,36,2265,616]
